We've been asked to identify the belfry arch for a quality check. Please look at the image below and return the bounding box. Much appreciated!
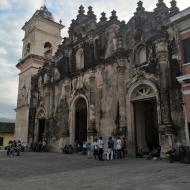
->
[127,80,161,156]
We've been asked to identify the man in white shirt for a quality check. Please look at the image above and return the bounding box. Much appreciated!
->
[98,137,104,160]
[93,138,98,159]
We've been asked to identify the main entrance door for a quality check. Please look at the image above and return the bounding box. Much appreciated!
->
[75,98,87,147]
[133,99,159,154]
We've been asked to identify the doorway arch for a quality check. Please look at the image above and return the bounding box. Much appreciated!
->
[75,98,87,146]
[70,95,88,146]
[127,80,161,156]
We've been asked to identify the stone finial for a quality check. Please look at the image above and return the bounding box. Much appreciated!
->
[78,5,85,15]
[100,12,107,22]
[169,0,179,16]
[110,10,118,20]
[59,19,62,24]
[87,6,93,15]
[154,0,168,13]
[156,0,166,8]
[136,1,145,12]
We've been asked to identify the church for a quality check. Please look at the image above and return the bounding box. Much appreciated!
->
[15,1,190,156]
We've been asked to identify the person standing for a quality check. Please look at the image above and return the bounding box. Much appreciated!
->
[93,138,98,159]
[87,142,92,159]
[7,140,13,156]
[116,136,122,159]
[107,136,114,160]
[98,137,104,160]
[121,137,127,158]
[42,140,47,152]
[82,141,87,155]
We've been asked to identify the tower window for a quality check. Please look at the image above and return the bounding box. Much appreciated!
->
[76,48,84,70]
[44,42,52,49]
[182,38,190,64]
[25,43,31,55]
[44,42,52,58]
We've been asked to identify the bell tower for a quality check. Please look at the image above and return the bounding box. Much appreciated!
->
[15,6,64,143]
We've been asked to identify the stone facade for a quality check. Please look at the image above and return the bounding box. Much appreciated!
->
[16,1,189,156]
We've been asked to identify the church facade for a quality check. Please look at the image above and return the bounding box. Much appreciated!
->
[15,1,189,156]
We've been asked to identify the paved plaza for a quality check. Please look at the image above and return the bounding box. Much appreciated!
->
[0,152,190,190]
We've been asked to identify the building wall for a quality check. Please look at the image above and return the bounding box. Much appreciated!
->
[25,4,188,155]
[172,9,190,145]
[0,133,14,147]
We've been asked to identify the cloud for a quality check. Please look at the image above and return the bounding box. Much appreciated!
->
[0,0,11,10]
[0,47,7,55]
[0,61,18,119]
[0,0,189,119]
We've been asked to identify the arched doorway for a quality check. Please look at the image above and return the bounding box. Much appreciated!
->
[127,82,160,156]
[75,98,87,147]
[35,108,46,143]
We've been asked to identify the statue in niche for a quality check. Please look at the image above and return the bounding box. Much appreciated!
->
[60,85,66,99]
[89,105,95,120]
[54,68,60,81]
[21,84,28,105]
[97,70,103,88]
[76,76,84,90]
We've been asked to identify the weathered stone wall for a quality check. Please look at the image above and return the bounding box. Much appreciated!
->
[28,2,187,155]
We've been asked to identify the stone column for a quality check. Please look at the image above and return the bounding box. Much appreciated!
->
[88,71,97,140]
[63,78,70,139]
[156,39,175,154]
[44,86,50,141]
[117,59,127,132]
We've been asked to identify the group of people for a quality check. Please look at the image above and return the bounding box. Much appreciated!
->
[29,140,47,152]
[79,136,127,161]
[6,140,23,156]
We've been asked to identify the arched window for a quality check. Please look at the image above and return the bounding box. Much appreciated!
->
[138,46,147,65]
[25,43,31,55]
[76,48,84,70]
[44,42,52,49]
[44,42,52,58]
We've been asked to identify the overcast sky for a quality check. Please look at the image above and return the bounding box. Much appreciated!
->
[0,0,189,120]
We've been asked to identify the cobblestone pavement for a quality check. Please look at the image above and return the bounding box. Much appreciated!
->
[0,152,190,190]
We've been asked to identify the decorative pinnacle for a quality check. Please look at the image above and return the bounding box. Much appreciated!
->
[87,6,94,16]
[100,12,107,22]
[156,0,165,7]
[169,0,179,16]
[78,5,85,15]
[110,10,118,20]
[136,1,145,12]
